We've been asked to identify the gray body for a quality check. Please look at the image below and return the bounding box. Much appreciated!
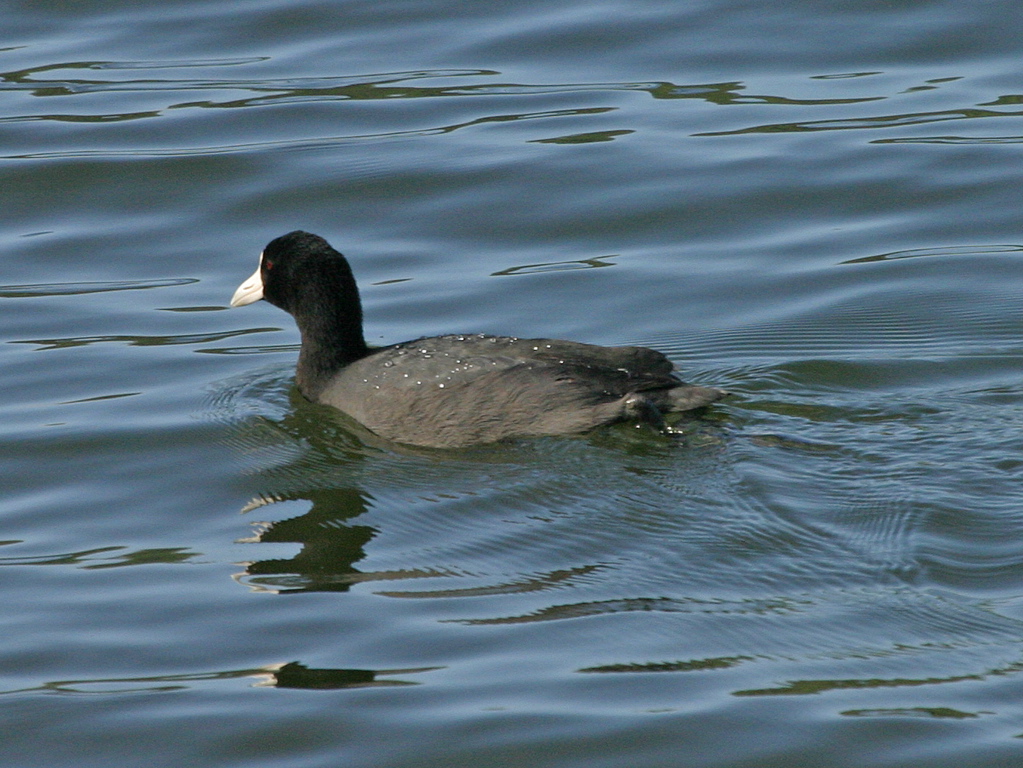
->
[310,334,724,448]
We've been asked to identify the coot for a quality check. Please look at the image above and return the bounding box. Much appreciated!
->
[230,231,726,448]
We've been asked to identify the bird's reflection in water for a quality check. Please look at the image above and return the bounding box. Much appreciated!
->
[239,487,378,593]
[254,661,442,690]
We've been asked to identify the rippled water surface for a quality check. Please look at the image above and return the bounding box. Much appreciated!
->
[5,1,1023,766]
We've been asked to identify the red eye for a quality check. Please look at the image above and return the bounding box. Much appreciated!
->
[264,259,274,270]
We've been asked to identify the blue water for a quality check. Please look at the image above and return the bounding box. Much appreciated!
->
[5,1,1023,766]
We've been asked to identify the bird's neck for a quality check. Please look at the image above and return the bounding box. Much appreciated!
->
[294,310,370,400]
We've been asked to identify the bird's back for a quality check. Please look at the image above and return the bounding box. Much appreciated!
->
[313,334,721,448]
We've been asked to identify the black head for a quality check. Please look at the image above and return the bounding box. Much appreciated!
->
[256,231,356,315]
[231,231,369,369]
